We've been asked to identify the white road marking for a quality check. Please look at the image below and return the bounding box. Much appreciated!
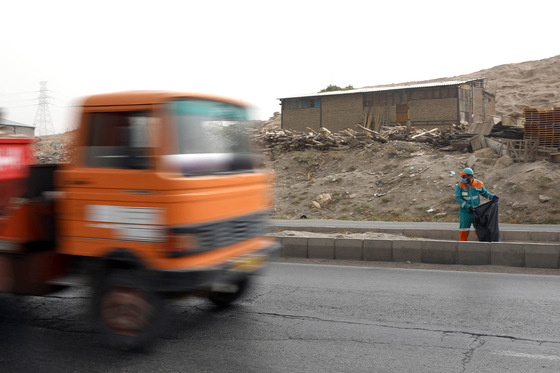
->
[492,351,560,361]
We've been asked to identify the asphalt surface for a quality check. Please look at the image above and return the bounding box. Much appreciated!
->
[2,262,560,372]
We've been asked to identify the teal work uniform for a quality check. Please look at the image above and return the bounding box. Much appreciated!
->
[455,179,494,230]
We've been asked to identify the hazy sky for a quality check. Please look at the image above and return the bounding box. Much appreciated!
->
[1,0,558,134]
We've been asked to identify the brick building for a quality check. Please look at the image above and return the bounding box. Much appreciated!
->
[0,117,35,137]
[278,79,495,132]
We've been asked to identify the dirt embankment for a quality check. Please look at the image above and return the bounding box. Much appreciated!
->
[265,142,559,224]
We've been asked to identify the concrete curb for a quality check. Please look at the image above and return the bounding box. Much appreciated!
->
[273,226,560,243]
[274,236,560,269]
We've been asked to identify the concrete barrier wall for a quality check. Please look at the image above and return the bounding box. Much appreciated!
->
[275,236,560,268]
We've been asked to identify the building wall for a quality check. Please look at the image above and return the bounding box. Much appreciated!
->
[0,125,34,137]
[473,87,483,124]
[365,105,395,128]
[410,98,457,125]
[282,107,321,131]
[17,126,34,137]
[281,81,491,131]
[282,93,460,130]
[483,91,496,123]
[321,94,363,131]
[470,87,496,124]
[281,94,363,132]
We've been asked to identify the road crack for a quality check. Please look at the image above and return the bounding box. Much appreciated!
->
[240,309,560,346]
[461,335,485,372]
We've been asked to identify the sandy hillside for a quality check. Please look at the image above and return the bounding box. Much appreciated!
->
[365,54,560,117]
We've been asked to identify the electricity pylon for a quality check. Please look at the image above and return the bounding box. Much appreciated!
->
[33,81,55,136]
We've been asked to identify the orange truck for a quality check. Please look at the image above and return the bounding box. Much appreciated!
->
[0,91,279,350]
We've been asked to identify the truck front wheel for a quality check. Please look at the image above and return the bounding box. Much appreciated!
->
[93,269,163,351]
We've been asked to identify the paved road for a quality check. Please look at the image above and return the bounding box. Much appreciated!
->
[2,263,560,372]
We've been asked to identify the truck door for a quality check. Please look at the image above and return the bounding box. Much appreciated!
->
[58,108,165,257]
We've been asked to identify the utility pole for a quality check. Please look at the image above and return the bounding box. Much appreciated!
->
[33,81,55,136]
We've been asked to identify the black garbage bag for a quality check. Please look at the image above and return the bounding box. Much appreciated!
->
[473,196,500,242]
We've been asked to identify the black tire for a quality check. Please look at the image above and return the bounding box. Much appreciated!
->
[208,275,251,308]
[92,269,163,351]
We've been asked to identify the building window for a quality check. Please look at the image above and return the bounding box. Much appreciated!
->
[282,99,321,110]
[283,100,298,110]
[301,99,320,108]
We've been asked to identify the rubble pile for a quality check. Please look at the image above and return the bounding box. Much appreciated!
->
[252,123,469,151]
[251,126,388,151]
[35,141,74,164]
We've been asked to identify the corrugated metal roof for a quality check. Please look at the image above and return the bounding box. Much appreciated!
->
[0,118,34,127]
[278,79,483,100]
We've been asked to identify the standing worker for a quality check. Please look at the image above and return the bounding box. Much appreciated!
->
[454,167,495,241]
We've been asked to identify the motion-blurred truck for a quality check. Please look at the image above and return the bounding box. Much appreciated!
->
[0,91,279,350]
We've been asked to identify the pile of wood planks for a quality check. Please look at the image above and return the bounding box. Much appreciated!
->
[524,108,560,148]
[251,126,388,151]
[251,123,469,151]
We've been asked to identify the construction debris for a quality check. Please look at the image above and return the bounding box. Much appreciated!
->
[251,123,469,151]
[251,126,388,151]
[524,108,560,148]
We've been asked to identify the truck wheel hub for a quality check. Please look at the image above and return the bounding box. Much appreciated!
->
[101,287,152,336]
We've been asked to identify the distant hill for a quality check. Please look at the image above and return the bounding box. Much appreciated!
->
[455,55,560,116]
[365,55,560,117]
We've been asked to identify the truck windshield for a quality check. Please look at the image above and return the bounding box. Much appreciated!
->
[164,99,255,176]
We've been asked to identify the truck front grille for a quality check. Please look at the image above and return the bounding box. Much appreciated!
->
[170,212,270,256]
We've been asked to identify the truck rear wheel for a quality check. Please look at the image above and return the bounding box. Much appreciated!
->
[93,269,163,351]
[0,255,13,293]
[208,275,251,308]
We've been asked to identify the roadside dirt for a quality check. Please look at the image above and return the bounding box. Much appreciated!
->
[273,230,422,240]
[265,142,560,224]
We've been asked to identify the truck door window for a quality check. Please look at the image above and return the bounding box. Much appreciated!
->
[84,111,154,169]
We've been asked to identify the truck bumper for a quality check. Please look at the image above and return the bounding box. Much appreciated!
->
[153,240,281,293]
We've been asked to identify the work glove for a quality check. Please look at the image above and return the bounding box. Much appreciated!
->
[492,195,498,201]
[468,207,474,213]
